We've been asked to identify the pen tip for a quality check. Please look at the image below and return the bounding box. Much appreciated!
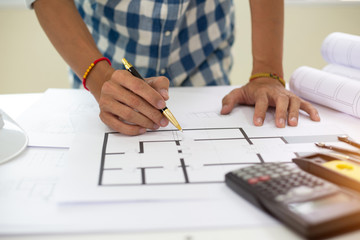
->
[122,58,132,70]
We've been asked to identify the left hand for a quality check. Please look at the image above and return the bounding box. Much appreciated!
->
[220,78,320,127]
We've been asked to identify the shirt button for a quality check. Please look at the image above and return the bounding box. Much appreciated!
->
[160,69,166,75]
[164,31,171,37]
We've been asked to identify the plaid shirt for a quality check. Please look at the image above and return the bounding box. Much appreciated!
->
[74,0,235,87]
[27,0,235,87]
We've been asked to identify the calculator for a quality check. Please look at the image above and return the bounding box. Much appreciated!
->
[225,163,360,239]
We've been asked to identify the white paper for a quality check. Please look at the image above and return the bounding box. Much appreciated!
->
[56,123,345,203]
[321,32,360,69]
[0,147,277,235]
[323,64,360,81]
[16,89,109,148]
[290,66,360,118]
[1,87,357,236]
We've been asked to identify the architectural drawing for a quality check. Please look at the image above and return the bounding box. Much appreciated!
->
[98,128,339,186]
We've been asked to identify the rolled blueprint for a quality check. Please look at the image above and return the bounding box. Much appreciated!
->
[323,64,360,81]
[290,66,360,118]
[321,32,360,70]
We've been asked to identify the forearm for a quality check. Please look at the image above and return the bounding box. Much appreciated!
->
[33,0,113,100]
[249,0,284,76]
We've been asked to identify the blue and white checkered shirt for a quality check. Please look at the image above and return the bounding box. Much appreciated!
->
[27,0,235,87]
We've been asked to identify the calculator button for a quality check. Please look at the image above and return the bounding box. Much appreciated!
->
[281,171,291,176]
[270,173,280,178]
[259,175,270,181]
[235,171,246,177]
[247,168,257,174]
[241,174,253,180]
[248,178,259,184]
[254,172,265,178]
[252,164,262,169]
[291,186,314,196]
[290,168,300,173]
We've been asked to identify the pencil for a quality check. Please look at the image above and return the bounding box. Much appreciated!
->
[122,58,182,132]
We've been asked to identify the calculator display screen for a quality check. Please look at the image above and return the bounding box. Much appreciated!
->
[288,193,350,215]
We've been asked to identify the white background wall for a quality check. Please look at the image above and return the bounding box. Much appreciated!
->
[1,1,360,94]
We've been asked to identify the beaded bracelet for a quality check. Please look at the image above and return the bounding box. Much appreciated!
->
[249,73,286,87]
[82,57,111,90]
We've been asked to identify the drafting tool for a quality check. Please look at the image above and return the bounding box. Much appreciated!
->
[338,135,360,149]
[293,153,360,192]
[226,162,360,239]
[327,152,360,165]
[315,142,360,157]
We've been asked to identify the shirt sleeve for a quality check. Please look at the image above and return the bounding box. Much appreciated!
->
[25,0,36,9]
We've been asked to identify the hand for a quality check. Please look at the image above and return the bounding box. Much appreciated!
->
[98,70,170,135]
[220,78,320,127]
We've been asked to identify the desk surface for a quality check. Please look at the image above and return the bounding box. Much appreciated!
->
[1,88,360,240]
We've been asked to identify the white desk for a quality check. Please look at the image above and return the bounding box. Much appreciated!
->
[1,87,360,240]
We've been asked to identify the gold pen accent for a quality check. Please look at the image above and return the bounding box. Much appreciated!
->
[122,58,183,131]
[122,58,132,70]
[160,107,182,132]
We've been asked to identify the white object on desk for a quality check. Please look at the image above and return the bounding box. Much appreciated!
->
[2,88,360,240]
[0,109,28,164]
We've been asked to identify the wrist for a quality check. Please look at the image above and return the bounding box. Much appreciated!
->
[85,59,115,101]
[251,63,283,78]
[251,62,284,86]
[249,72,285,87]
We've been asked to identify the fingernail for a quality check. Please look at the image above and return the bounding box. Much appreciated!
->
[160,117,168,127]
[153,124,160,129]
[290,117,297,125]
[278,118,285,127]
[157,100,166,109]
[255,117,263,126]
[139,128,146,134]
[221,104,230,114]
[160,89,169,99]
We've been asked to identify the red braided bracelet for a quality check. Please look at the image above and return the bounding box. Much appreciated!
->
[82,57,111,90]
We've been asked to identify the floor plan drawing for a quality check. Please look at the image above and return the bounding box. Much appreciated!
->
[98,127,340,187]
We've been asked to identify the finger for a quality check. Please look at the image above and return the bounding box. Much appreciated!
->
[274,95,289,128]
[221,88,244,115]
[99,111,147,136]
[253,95,269,126]
[100,96,159,130]
[117,90,167,127]
[113,71,166,110]
[145,76,170,100]
[287,96,301,126]
[102,80,169,127]
[300,100,321,121]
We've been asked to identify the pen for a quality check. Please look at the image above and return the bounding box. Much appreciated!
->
[121,58,182,132]
[315,142,360,157]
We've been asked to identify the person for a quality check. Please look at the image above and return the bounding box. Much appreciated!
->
[27,0,320,136]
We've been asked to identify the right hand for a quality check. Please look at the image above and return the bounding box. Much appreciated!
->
[98,70,170,135]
